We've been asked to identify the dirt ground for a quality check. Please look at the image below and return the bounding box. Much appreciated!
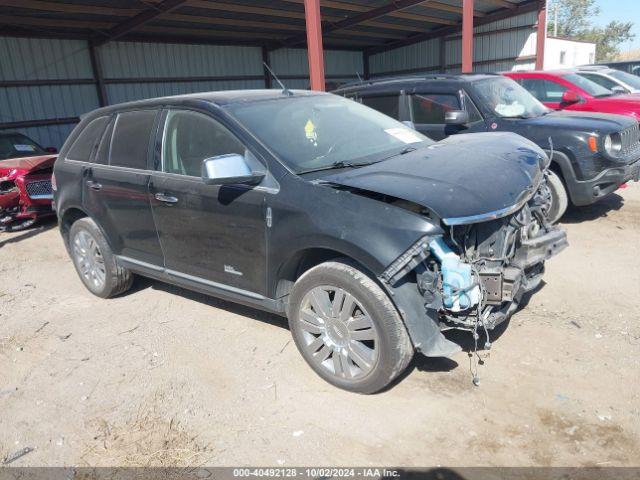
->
[1,184,639,468]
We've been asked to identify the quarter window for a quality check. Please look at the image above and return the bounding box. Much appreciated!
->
[162,110,245,177]
[411,94,460,124]
[110,110,157,169]
[66,116,109,162]
[361,95,400,119]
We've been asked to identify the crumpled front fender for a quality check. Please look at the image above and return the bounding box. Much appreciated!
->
[379,235,461,358]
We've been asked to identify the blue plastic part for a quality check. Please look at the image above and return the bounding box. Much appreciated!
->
[429,237,478,311]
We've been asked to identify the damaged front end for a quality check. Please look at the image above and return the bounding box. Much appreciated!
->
[380,188,567,356]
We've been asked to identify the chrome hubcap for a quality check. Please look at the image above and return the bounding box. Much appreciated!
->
[298,286,379,380]
[72,230,106,289]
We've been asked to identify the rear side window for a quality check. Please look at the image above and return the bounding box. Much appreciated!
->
[66,116,109,162]
[110,110,157,169]
[94,118,115,165]
[520,79,568,102]
[411,94,460,124]
[361,95,400,119]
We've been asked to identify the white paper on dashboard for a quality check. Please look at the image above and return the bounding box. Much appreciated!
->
[384,128,423,144]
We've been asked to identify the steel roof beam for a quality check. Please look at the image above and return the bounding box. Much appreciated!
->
[94,0,190,46]
[280,0,456,47]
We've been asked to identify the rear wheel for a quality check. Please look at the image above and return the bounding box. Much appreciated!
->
[288,260,413,394]
[544,170,568,224]
[69,218,133,298]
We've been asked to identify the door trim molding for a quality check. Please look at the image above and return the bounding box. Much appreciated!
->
[116,255,284,313]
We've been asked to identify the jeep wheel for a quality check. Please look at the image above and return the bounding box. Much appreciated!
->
[288,260,413,394]
[69,218,133,298]
[545,170,568,224]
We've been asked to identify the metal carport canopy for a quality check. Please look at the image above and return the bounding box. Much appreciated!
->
[0,0,545,92]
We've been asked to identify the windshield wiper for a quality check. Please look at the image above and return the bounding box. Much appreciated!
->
[298,160,372,175]
[374,146,419,163]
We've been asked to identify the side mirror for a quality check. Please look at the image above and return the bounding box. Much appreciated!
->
[444,110,469,126]
[201,154,265,186]
[561,90,581,105]
[611,85,627,94]
[45,147,57,153]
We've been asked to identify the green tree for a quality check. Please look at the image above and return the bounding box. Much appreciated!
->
[547,0,635,61]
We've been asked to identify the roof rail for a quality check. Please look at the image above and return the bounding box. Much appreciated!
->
[576,65,609,71]
[338,72,497,89]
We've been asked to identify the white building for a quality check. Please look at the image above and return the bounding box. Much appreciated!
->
[544,36,597,69]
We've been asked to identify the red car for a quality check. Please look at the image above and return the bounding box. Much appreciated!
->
[504,70,640,119]
[0,132,57,231]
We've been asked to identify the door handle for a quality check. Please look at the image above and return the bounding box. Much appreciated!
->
[86,180,102,191]
[155,192,179,204]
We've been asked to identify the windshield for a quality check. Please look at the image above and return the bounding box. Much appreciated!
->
[474,77,549,118]
[226,94,432,174]
[562,73,613,97]
[608,69,640,90]
[0,133,46,160]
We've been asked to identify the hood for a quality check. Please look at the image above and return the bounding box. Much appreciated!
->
[591,94,640,110]
[527,110,637,132]
[320,132,546,225]
[0,155,57,176]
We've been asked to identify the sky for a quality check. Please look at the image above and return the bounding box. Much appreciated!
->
[591,0,640,51]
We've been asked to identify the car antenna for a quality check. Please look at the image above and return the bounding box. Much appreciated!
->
[263,62,293,96]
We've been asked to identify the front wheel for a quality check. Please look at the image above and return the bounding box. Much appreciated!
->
[288,260,414,394]
[544,170,569,224]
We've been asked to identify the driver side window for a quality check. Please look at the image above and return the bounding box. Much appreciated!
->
[162,110,245,177]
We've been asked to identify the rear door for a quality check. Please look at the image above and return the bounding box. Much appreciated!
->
[83,109,163,266]
[149,108,268,296]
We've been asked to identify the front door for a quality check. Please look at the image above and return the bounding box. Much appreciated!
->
[409,92,485,140]
[149,109,267,296]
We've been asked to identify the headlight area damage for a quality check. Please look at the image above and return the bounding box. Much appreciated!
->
[319,132,569,357]
[379,198,567,358]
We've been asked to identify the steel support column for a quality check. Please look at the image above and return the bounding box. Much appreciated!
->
[262,46,273,89]
[535,0,547,69]
[88,42,107,107]
[303,0,326,91]
[462,0,474,73]
[363,51,370,80]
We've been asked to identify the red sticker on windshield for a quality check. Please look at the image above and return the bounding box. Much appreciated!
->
[491,123,498,130]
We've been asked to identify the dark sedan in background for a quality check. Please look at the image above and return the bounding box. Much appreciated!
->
[335,74,640,223]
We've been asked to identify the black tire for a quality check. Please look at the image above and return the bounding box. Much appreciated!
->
[288,260,413,394]
[545,170,569,224]
[68,217,133,298]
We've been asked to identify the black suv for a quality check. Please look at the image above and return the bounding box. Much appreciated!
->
[335,74,640,222]
[54,90,566,393]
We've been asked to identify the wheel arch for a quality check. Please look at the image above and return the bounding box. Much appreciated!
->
[273,245,381,305]
[544,149,579,204]
[59,206,89,247]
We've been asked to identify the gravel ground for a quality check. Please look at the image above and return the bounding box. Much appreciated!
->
[1,184,639,467]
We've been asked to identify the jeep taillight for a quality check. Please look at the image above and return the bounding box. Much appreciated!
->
[51,172,57,191]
